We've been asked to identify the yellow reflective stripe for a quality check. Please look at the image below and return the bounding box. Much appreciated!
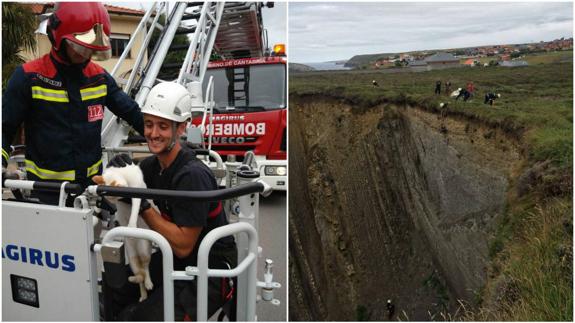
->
[80,84,107,101]
[31,86,69,102]
[25,159,75,181]
[2,149,9,162]
[87,159,103,177]
[32,86,67,95]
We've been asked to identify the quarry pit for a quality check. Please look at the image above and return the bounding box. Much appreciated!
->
[289,96,523,321]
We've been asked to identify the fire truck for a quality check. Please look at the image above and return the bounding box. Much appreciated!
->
[191,5,287,191]
[2,2,283,321]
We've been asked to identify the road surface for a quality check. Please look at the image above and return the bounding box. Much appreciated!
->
[256,191,287,321]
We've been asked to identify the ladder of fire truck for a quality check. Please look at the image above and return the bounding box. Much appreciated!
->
[95,3,280,321]
[3,3,280,322]
[102,2,268,150]
[214,2,266,59]
[101,1,226,150]
[216,2,267,108]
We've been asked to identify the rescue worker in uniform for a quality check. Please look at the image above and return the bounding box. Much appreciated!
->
[113,83,237,321]
[455,88,471,102]
[2,2,144,204]
[386,299,395,320]
[484,92,501,106]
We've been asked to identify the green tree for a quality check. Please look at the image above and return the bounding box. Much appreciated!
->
[147,13,191,79]
[394,59,408,67]
[2,2,37,89]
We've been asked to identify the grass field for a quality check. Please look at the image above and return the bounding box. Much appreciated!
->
[457,50,573,66]
[291,60,572,168]
[290,57,573,321]
[523,50,573,65]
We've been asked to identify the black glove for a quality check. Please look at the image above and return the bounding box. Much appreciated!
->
[118,197,151,213]
[140,199,152,213]
[107,154,133,168]
[97,197,118,214]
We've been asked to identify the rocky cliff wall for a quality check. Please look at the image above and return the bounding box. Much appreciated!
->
[289,97,521,320]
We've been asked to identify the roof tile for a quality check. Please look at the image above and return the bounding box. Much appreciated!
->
[20,2,145,16]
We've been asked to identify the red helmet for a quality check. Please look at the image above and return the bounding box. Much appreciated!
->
[49,2,112,61]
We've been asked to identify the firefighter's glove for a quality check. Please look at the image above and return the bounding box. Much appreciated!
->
[97,196,118,214]
[140,199,152,213]
[118,197,151,214]
[108,154,133,168]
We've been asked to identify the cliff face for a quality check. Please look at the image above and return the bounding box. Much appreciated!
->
[289,97,521,321]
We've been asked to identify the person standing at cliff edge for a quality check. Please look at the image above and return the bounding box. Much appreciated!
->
[484,92,501,106]
[466,81,475,98]
[434,80,442,95]
[386,299,395,320]
[445,81,452,96]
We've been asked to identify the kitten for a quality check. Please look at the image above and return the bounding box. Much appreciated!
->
[93,163,154,302]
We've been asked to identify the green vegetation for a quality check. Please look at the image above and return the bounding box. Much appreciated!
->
[289,62,316,73]
[423,270,450,318]
[355,305,370,321]
[291,60,572,168]
[147,13,190,79]
[523,50,573,65]
[345,52,394,68]
[500,198,572,321]
[2,2,37,89]
[291,56,572,321]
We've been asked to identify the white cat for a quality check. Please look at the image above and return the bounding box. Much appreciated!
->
[93,163,154,302]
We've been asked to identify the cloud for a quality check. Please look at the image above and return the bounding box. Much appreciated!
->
[289,2,573,62]
[263,2,287,47]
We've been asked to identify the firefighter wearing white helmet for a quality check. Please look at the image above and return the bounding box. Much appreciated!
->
[141,82,193,153]
[114,81,237,320]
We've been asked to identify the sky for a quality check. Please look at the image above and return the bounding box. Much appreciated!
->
[110,2,286,50]
[289,2,573,63]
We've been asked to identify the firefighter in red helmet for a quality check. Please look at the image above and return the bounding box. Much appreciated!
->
[2,2,144,205]
[47,2,112,62]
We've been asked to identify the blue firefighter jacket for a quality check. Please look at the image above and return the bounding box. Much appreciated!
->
[2,53,144,187]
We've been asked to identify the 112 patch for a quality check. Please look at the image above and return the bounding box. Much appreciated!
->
[87,104,104,122]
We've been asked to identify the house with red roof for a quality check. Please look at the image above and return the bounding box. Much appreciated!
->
[462,58,477,66]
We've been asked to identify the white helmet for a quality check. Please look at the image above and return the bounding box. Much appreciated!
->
[142,82,192,123]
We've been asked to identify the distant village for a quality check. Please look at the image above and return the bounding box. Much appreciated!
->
[370,38,573,71]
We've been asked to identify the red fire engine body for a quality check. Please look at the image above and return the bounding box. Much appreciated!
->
[191,56,287,190]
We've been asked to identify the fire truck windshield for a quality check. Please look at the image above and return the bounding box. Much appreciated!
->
[204,64,286,112]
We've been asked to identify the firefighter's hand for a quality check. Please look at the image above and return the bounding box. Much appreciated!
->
[119,197,151,214]
[139,199,152,213]
[108,154,133,168]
